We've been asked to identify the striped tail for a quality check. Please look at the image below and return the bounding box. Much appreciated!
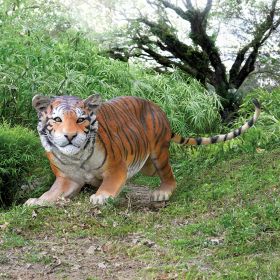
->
[171,99,261,146]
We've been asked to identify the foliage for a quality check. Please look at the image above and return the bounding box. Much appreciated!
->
[97,0,280,114]
[237,87,280,150]
[0,1,222,135]
[0,123,52,207]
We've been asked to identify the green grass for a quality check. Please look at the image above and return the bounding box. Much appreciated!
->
[1,146,280,278]
[0,123,52,206]
[0,0,223,136]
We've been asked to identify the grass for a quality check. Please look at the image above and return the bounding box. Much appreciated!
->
[0,1,223,137]
[1,145,280,278]
[0,123,52,206]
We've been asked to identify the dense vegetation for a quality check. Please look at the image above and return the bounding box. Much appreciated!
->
[1,1,280,278]
[0,0,280,207]
[0,124,52,206]
[0,0,222,206]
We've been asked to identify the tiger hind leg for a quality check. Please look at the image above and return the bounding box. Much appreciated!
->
[140,157,157,176]
[150,147,176,202]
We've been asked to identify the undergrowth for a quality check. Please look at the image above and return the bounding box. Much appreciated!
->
[0,123,52,207]
[0,0,222,135]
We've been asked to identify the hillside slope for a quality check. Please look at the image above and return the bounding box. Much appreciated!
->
[1,147,280,279]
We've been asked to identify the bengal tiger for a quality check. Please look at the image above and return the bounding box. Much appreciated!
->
[25,94,260,206]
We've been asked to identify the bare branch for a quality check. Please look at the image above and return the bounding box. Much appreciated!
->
[202,0,212,17]
[229,0,280,88]
[184,0,194,10]
[160,0,190,21]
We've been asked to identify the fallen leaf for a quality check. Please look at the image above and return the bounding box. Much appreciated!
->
[0,222,9,230]
[86,245,101,254]
[32,210,37,219]
[256,147,265,153]
[97,262,107,269]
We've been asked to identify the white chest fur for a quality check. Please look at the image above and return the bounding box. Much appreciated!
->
[51,143,105,185]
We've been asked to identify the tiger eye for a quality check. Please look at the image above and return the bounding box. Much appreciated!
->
[77,117,85,123]
[54,117,62,122]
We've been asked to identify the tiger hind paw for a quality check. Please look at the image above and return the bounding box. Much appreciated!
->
[150,190,172,202]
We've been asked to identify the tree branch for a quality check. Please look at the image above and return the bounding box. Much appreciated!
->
[229,0,280,88]
[137,17,210,83]
[160,0,190,21]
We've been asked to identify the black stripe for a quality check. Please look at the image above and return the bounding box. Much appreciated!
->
[91,118,97,126]
[252,99,261,109]
[248,118,254,127]
[83,137,91,150]
[210,135,219,143]
[155,125,167,146]
[223,134,228,141]
[233,127,242,137]
[180,137,185,144]
[129,99,139,116]
[92,134,107,170]
[238,127,242,135]
[159,159,169,171]
[81,144,95,168]
[196,137,202,145]
[52,152,70,166]
[98,121,116,160]
[139,101,147,130]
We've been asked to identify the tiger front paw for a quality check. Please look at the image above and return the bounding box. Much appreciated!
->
[89,193,112,205]
[24,198,52,207]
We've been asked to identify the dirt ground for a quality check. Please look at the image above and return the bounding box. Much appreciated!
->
[0,185,170,280]
[0,236,150,280]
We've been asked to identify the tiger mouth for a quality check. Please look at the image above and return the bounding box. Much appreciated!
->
[56,143,81,155]
[60,142,79,148]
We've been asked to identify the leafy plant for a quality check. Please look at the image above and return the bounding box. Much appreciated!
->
[0,123,52,207]
[0,1,222,135]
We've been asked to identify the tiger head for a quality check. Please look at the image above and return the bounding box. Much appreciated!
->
[32,94,102,156]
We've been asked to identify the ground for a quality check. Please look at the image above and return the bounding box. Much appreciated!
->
[1,146,280,279]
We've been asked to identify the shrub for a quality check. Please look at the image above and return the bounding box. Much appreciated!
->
[0,2,222,135]
[237,88,280,150]
[0,123,52,207]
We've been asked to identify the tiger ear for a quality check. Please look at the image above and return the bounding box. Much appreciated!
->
[83,93,102,113]
[32,95,51,112]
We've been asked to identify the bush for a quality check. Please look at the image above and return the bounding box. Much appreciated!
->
[0,123,52,207]
[237,88,280,150]
[0,2,222,135]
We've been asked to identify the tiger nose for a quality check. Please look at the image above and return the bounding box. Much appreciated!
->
[64,133,77,141]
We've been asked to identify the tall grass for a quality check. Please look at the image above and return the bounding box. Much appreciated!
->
[0,1,222,135]
[237,88,280,150]
[0,123,52,207]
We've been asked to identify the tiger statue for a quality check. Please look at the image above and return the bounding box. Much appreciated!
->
[25,94,260,206]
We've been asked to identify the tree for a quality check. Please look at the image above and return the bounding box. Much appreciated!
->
[104,0,280,118]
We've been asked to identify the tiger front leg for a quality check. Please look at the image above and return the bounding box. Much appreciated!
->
[25,177,82,206]
[90,165,127,205]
